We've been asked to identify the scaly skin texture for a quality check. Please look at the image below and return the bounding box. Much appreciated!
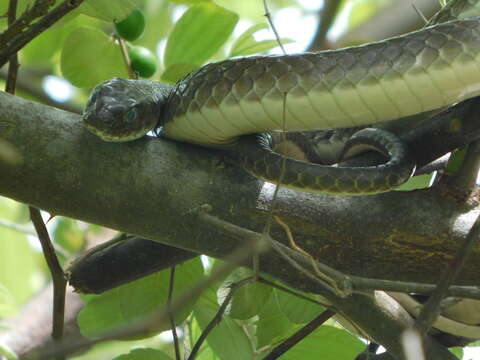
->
[83,1,480,195]
[163,18,480,146]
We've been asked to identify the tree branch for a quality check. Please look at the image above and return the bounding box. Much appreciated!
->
[0,91,476,359]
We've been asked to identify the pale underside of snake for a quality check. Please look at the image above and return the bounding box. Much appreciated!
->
[83,16,480,195]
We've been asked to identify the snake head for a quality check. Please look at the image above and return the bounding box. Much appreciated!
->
[83,77,165,142]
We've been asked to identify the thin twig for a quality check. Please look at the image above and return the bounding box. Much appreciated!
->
[29,207,67,360]
[274,215,343,291]
[115,34,136,79]
[187,277,255,360]
[415,213,480,335]
[197,211,344,296]
[351,276,480,300]
[5,0,19,94]
[262,0,286,55]
[168,266,181,360]
[263,309,336,359]
[0,0,85,68]
[33,240,260,359]
[257,276,330,308]
[0,0,54,47]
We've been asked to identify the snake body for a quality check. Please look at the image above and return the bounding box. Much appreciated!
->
[83,14,480,195]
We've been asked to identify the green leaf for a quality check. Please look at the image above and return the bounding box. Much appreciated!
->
[0,342,18,360]
[229,23,294,57]
[169,0,211,4]
[0,283,17,317]
[218,268,272,320]
[256,292,297,348]
[278,325,364,360]
[53,217,85,254]
[78,0,143,22]
[161,63,198,83]
[113,348,172,360]
[193,300,254,360]
[275,288,325,324]
[0,199,42,305]
[78,258,204,338]
[61,27,128,88]
[395,174,433,192]
[230,39,294,57]
[449,346,463,358]
[163,2,238,78]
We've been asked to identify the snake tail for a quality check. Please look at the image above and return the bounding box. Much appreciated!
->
[230,129,415,195]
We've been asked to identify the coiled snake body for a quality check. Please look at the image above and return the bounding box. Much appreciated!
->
[83,16,480,195]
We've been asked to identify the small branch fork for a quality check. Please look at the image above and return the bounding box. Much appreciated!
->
[0,0,85,68]
[29,207,67,360]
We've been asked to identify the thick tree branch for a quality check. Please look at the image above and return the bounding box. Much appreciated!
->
[0,91,477,359]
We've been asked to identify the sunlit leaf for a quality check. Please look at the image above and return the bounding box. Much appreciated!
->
[0,342,18,360]
[113,348,172,360]
[52,217,85,253]
[169,0,211,4]
[78,0,143,22]
[229,23,294,57]
[194,287,254,360]
[78,258,204,338]
[255,293,298,348]
[218,268,272,320]
[61,27,128,88]
[164,2,238,76]
[275,288,325,324]
[279,325,364,359]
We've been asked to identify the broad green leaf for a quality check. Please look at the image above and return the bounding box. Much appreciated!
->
[113,348,172,360]
[218,268,272,320]
[0,283,17,317]
[256,292,297,348]
[229,23,293,57]
[78,0,142,22]
[395,174,433,192]
[169,0,211,4]
[275,288,325,324]
[78,258,204,338]
[230,39,294,58]
[194,300,254,360]
[61,27,128,88]
[0,342,18,360]
[161,63,198,83]
[164,3,238,74]
[449,347,463,358]
[279,325,364,360]
[0,199,43,305]
[345,0,393,31]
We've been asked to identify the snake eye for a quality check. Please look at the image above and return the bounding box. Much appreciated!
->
[125,108,137,123]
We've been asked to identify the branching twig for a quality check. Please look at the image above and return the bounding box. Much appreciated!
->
[262,0,286,55]
[0,0,85,68]
[187,277,255,360]
[33,239,262,359]
[29,207,67,360]
[115,34,136,79]
[0,0,54,47]
[263,309,336,359]
[415,213,480,335]
[168,266,181,360]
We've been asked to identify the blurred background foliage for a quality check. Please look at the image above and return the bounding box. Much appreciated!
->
[3,0,466,359]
